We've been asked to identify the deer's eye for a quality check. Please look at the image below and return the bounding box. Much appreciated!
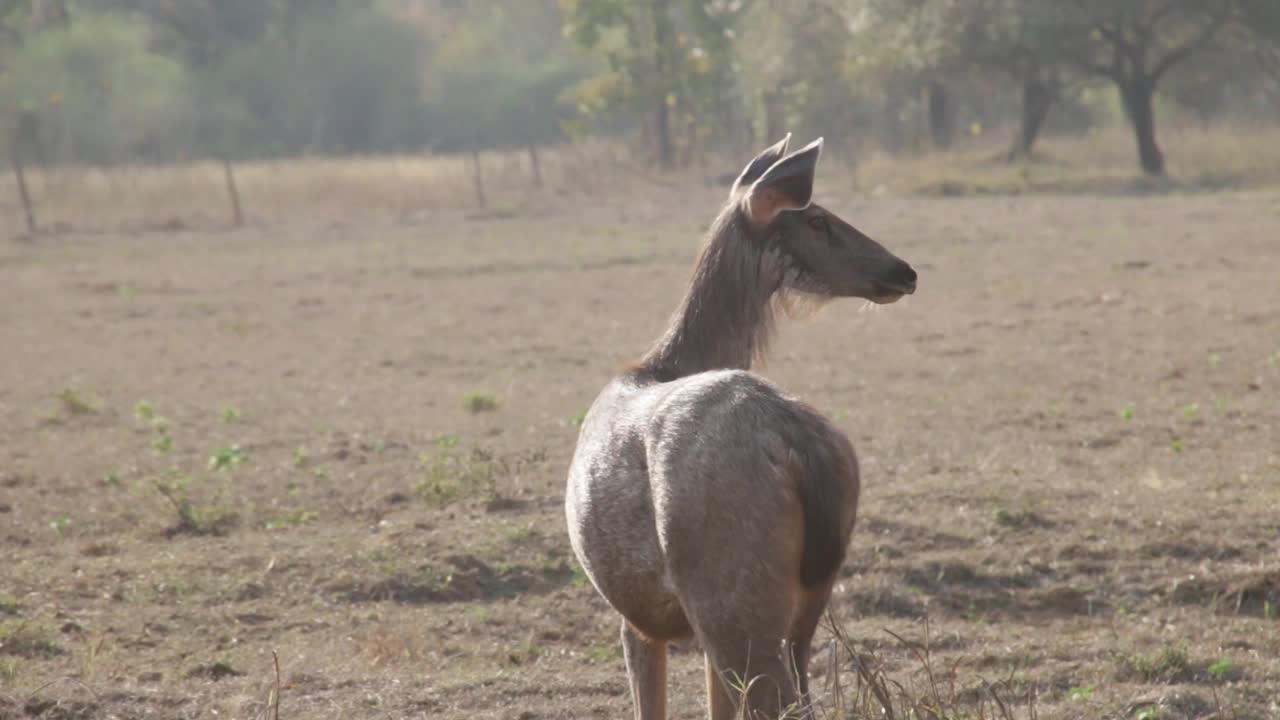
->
[807,216,828,231]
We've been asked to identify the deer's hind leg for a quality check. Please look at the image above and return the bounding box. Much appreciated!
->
[621,620,668,720]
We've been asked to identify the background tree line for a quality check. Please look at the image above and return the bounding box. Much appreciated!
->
[0,0,1277,176]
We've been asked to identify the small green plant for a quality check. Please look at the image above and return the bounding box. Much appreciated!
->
[416,446,498,507]
[507,638,541,665]
[292,447,307,468]
[151,432,173,455]
[1265,598,1277,620]
[1207,658,1236,682]
[1181,403,1200,418]
[220,405,241,423]
[587,644,619,663]
[118,283,136,301]
[101,473,121,488]
[264,510,317,530]
[1119,403,1135,421]
[463,393,499,413]
[0,594,19,615]
[0,657,17,684]
[1170,438,1185,453]
[56,387,97,416]
[436,435,459,449]
[570,409,588,427]
[1118,644,1191,683]
[1068,686,1094,702]
[1268,350,1280,367]
[134,400,156,422]
[1207,352,1222,368]
[569,559,590,587]
[48,517,71,535]
[208,444,247,471]
[154,479,238,535]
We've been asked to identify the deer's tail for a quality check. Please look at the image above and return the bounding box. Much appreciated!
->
[783,422,859,587]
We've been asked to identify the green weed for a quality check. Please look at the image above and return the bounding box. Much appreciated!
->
[220,405,241,423]
[1119,403,1135,420]
[265,510,317,530]
[151,432,173,455]
[292,447,307,468]
[154,478,238,535]
[0,657,17,684]
[1182,403,1200,418]
[48,517,71,535]
[1068,686,1094,702]
[463,393,499,413]
[56,387,97,416]
[208,444,247,471]
[417,447,498,507]
[1116,644,1192,683]
[1207,658,1237,682]
[1170,439,1185,453]
[134,400,156,422]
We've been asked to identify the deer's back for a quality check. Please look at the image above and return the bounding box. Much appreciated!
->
[566,369,859,639]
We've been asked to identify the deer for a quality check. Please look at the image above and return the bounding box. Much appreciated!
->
[565,134,917,720]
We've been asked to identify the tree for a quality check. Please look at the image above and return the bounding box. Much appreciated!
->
[1055,1,1233,176]
[0,12,188,164]
[562,0,751,168]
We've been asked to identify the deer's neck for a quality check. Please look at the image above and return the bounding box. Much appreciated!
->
[637,213,778,381]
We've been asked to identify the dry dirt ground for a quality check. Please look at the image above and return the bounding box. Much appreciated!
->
[1,185,1278,719]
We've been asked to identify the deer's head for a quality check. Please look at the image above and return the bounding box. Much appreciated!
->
[732,134,916,304]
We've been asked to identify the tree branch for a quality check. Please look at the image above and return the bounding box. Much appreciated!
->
[1150,7,1230,81]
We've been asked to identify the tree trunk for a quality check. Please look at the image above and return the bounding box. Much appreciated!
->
[651,0,675,169]
[11,143,36,234]
[1121,78,1165,176]
[1008,78,1054,162]
[221,156,244,227]
[470,148,487,209]
[927,82,954,150]
[527,143,543,188]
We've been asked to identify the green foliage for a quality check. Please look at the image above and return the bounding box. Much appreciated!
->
[0,12,188,163]
[192,5,428,157]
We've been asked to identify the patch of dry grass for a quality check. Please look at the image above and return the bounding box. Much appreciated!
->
[4,125,1279,237]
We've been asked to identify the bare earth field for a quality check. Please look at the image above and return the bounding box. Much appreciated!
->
[2,186,1279,719]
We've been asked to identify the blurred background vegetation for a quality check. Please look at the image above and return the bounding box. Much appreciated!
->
[0,0,1277,180]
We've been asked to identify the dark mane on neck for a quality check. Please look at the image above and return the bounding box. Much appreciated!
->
[634,206,786,382]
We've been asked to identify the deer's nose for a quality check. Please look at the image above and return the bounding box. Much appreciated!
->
[888,262,917,294]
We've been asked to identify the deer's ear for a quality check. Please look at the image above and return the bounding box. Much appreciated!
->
[742,137,823,227]
[731,133,791,192]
